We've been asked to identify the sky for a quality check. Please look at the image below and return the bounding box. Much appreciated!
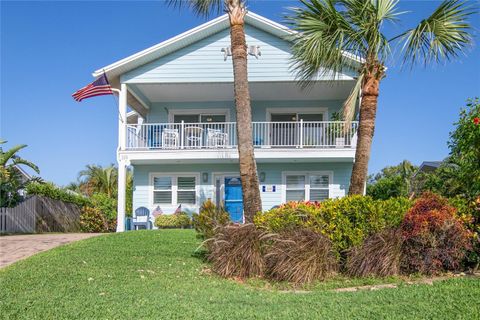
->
[1,0,480,186]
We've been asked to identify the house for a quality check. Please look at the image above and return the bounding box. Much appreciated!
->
[92,12,360,231]
[414,161,443,176]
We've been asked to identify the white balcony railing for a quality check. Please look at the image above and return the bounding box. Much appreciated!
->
[126,121,358,150]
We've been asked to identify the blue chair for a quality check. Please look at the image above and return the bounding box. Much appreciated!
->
[132,207,151,230]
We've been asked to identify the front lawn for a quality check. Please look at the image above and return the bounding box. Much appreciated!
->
[0,230,478,319]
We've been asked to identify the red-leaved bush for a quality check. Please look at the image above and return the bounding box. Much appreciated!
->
[401,193,472,274]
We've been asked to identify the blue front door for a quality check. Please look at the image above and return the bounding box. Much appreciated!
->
[224,177,243,222]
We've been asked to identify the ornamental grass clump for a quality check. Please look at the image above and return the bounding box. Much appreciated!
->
[401,193,472,275]
[207,223,272,279]
[346,228,403,277]
[265,228,338,284]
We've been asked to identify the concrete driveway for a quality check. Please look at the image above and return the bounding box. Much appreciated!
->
[0,233,103,268]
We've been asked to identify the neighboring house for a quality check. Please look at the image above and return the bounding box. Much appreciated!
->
[414,161,443,177]
[13,164,32,196]
[92,12,360,231]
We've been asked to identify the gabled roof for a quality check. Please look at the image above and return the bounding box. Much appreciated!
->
[93,12,294,81]
[93,11,361,83]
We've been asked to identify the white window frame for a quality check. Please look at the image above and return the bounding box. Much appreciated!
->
[168,108,231,123]
[281,171,333,203]
[149,172,200,206]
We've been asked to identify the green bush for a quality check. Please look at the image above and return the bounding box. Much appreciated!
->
[80,206,110,233]
[255,196,412,253]
[192,199,230,239]
[90,193,117,221]
[26,182,90,207]
[154,212,191,229]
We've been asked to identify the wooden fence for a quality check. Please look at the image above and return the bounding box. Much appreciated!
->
[0,196,81,234]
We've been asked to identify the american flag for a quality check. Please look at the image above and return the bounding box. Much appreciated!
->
[72,72,113,102]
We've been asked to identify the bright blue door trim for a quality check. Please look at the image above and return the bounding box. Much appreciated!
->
[224,177,243,223]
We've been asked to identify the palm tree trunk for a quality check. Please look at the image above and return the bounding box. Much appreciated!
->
[348,71,380,195]
[228,5,262,222]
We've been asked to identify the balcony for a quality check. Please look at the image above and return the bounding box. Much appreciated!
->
[126,121,358,151]
[121,121,358,164]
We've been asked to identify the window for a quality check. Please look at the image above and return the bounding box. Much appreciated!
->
[153,176,172,204]
[309,175,329,201]
[177,177,196,204]
[284,172,331,202]
[152,174,197,205]
[286,175,306,201]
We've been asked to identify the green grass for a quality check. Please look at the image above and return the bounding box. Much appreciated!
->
[1,230,479,319]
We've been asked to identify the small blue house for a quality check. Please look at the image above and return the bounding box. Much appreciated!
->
[92,12,359,231]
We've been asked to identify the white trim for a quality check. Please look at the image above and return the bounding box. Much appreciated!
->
[266,107,328,121]
[281,171,333,203]
[167,108,231,123]
[120,148,356,164]
[127,86,150,110]
[148,172,201,208]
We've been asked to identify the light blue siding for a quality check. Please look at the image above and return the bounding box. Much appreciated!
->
[122,25,355,84]
[132,162,352,218]
[146,100,344,123]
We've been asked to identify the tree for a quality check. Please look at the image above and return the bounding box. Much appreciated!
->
[78,164,118,197]
[288,0,474,195]
[75,164,133,215]
[0,139,40,207]
[168,0,262,222]
[367,160,417,199]
[414,98,480,199]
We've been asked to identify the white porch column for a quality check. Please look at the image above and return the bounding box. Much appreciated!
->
[116,160,127,232]
[116,83,128,232]
[118,83,127,151]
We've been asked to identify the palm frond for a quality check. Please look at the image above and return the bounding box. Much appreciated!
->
[12,158,40,174]
[342,74,364,124]
[396,0,475,66]
[167,0,224,18]
[0,144,27,166]
[288,0,366,85]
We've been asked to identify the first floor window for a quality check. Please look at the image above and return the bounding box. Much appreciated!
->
[285,172,330,202]
[177,177,196,204]
[153,176,172,204]
[286,175,306,201]
[152,175,197,205]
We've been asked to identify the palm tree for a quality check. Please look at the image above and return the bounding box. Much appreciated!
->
[78,164,118,197]
[288,0,474,195]
[168,0,262,222]
[0,139,40,207]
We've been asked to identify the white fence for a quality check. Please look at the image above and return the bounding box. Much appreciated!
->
[126,121,359,150]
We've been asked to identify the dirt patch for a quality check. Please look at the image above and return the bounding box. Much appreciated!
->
[0,233,103,268]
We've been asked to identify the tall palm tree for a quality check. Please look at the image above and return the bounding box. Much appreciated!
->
[288,0,474,194]
[168,0,262,222]
[0,139,40,207]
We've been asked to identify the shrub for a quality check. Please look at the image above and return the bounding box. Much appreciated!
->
[401,193,472,274]
[346,228,403,277]
[207,224,271,279]
[26,182,90,207]
[255,196,411,253]
[90,193,117,221]
[265,228,338,283]
[80,206,109,233]
[192,199,230,239]
[154,212,191,229]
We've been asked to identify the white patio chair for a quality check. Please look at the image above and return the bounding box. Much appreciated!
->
[184,126,203,148]
[161,128,179,149]
[206,128,228,148]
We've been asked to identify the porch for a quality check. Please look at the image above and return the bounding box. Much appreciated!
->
[126,121,358,150]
